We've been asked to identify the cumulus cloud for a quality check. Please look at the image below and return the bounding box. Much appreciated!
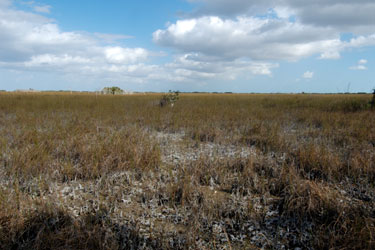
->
[319,50,341,60]
[154,16,341,61]
[0,1,161,84]
[166,53,278,81]
[0,0,282,86]
[25,54,90,67]
[302,71,314,79]
[350,59,368,70]
[0,5,95,63]
[155,0,375,67]
[104,47,148,64]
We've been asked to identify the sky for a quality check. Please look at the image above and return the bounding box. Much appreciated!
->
[0,0,375,93]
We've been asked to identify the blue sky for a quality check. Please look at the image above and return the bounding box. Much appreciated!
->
[0,0,374,93]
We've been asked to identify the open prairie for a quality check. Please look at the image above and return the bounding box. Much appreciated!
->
[0,92,374,249]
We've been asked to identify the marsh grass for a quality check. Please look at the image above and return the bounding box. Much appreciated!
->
[0,92,374,249]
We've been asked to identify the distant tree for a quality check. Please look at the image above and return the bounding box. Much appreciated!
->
[102,86,124,95]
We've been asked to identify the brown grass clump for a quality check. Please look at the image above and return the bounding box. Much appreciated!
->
[0,204,167,250]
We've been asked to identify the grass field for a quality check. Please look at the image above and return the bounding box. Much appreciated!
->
[0,92,374,249]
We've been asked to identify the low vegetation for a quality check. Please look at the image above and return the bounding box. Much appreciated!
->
[0,92,374,249]
[101,86,124,95]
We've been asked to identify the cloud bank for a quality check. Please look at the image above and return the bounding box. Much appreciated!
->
[187,0,375,34]
[155,0,375,63]
[1,0,375,89]
[0,2,157,83]
[154,16,342,61]
[0,0,278,87]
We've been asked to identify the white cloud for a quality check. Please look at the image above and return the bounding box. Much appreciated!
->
[33,5,51,14]
[319,50,341,60]
[104,47,148,64]
[154,16,341,61]
[350,65,367,70]
[166,53,278,80]
[350,59,368,70]
[302,71,314,79]
[0,1,282,86]
[155,1,375,68]
[273,6,293,19]
[0,2,160,84]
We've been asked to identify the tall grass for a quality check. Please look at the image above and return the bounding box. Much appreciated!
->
[0,92,374,249]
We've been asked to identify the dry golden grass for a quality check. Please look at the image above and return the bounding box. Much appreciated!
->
[0,92,374,249]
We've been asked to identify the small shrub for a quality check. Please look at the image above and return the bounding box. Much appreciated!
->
[160,90,179,107]
[102,86,124,95]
